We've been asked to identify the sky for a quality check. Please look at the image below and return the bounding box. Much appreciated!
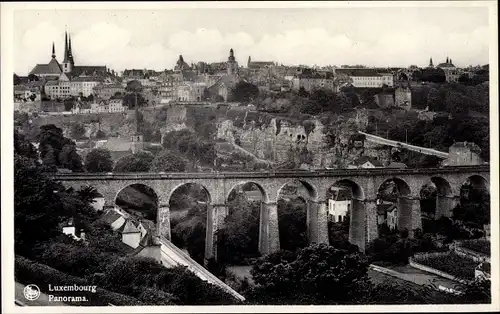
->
[12,5,491,75]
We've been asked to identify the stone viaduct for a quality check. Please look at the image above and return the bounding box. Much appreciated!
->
[51,165,490,261]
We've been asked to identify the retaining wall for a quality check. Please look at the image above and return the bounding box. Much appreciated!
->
[409,255,470,284]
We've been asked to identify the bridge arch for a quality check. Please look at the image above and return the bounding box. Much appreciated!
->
[217,182,265,264]
[377,177,417,237]
[430,177,453,196]
[276,179,318,202]
[114,183,160,222]
[377,177,412,198]
[226,181,269,204]
[325,179,366,251]
[462,175,489,191]
[166,182,212,265]
[167,182,213,205]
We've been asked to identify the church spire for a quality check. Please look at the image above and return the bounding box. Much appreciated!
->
[63,31,69,63]
[446,56,449,63]
[429,57,433,67]
[68,33,74,64]
[51,42,56,58]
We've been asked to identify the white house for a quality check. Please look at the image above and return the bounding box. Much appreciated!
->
[347,156,383,169]
[327,187,351,223]
[61,218,86,241]
[101,209,126,231]
[119,220,142,249]
[90,196,105,211]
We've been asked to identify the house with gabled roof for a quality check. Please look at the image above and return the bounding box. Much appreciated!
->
[118,219,142,249]
[101,209,126,231]
[347,156,384,169]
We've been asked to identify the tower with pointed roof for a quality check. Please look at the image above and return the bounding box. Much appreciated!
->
[51,42,56,59]
[61,31,73,74]
[428,57,434,68]
[227,48,238,75]
[68,33,75,65]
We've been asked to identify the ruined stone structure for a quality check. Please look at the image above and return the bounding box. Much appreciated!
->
[52,166,489,260]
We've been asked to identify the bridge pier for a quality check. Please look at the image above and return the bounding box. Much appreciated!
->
[435,194,459,219]
[365,200,379,245]
[259,202,280,255]
[157,205,171,241]
[349,199,366,252]
[397,196,422,238]
[306,200,329,245]
[205,204,228,262]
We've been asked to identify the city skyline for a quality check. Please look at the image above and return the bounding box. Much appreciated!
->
[13,6,490,75]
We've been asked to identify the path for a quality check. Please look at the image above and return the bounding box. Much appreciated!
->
[370,264,464,292]
[14,282,68,306]
[359,131,449,158]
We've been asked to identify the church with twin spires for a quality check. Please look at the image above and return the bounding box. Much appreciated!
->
[29,30,108,79]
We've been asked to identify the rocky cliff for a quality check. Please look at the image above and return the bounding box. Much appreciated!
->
[31,105,393,169]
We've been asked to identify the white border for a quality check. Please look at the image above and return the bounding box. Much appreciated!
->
[1,1,498,313]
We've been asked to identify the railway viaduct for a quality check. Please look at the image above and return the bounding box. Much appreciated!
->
[51,165,490,260]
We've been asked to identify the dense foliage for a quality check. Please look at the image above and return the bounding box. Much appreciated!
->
[413,252,478,280]
[248,244,371,304]
[231,81,259,102]
[85,148,114,172]
[460,239,490,256]
[170,184,209,264]
[277,197,308,251]
[14,137,234,305]
[454,185,490,227]
[113,150,155,172]
[150,149,187,172]
[162,129,216,168]
[217,193,261,265]
[38,124,84,172]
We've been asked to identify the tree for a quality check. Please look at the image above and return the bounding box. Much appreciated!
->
[453,185,490,227]
[277,198,308,251]
[249,243,371,304]
[126,80,143,93]
[232,82,259,102]
[123,92,147,109]
[95,130,106,139]
[85,148,114,172]
[70,123,86,140]
[14,154,70,256]
[217,195,261,265]
[38,124,66,165]
[114,150,155,172]
[426,88,442,111]
[77,186,102,204]
[150,150,187,172]
[14,130,38,160]
[58,143,84,172]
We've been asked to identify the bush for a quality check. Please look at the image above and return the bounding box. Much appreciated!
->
[15,255,143,306]
[413,252,478,280]
[460,239,491,256]
[249,244,371,304]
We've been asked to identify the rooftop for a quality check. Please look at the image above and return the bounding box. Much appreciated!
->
[352,156,384,167]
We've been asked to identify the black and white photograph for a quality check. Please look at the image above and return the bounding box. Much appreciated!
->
[1,1,498,312]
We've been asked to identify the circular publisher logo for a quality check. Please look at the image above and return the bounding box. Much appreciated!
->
[23,284,40,301]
